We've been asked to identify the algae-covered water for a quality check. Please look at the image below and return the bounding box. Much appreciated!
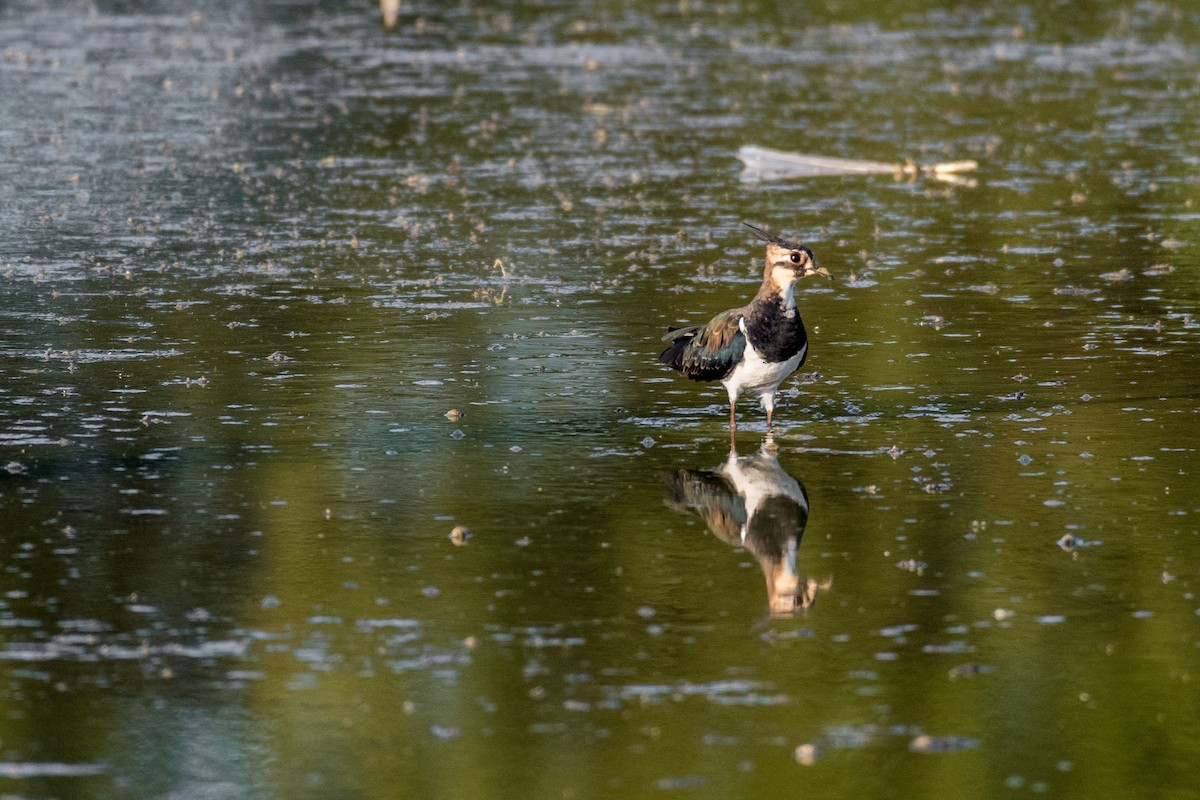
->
[1,1,1198,797]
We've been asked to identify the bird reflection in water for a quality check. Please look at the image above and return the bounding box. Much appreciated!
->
[662,440,830,617]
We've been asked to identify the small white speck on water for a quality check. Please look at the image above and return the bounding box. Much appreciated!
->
[794,743,820,766]
[641,436,655,448]
[450,429,465,440]
[430,725,459,740]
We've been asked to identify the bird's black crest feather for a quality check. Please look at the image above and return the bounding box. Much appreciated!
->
[743,222,805,252]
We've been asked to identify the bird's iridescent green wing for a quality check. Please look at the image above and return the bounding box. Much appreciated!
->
[659,309,746,382]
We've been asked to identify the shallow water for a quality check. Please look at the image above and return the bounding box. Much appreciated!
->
[1,1,1198,797]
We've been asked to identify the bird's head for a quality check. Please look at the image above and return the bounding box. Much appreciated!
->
[744,222,831,282]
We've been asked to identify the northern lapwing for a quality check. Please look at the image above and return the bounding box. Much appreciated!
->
[659,223,830,434]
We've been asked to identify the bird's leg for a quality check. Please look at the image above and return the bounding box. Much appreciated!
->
[766,407,773,430]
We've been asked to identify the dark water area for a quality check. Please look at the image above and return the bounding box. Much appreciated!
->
[2,0,1199,797]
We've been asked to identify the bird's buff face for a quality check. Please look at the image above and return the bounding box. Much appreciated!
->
[766,242,831,282]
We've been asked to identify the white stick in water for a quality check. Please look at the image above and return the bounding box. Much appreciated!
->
[737,145,978,185]
[381,0,401,28]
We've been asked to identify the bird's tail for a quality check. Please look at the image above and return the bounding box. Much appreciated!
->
[658,324,701,370]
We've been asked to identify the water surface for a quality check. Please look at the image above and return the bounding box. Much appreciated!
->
[1,1,1198,797]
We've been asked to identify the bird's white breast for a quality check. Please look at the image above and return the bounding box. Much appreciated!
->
[722,318,807,405]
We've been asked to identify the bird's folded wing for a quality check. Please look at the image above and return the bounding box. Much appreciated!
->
[659,310,745,381]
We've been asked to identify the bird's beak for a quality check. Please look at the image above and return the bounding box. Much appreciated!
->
[808,264,832,279]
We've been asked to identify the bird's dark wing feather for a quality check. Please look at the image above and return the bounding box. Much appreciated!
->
[658,309,745,382]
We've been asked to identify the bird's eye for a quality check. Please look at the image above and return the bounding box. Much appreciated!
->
[789,252,802,264]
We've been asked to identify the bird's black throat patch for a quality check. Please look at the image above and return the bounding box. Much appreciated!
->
[742,295,809,363]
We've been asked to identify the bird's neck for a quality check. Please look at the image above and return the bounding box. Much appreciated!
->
[753,270,798,313]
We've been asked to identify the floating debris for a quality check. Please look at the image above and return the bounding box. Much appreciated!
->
[738,145,978,185]
[449,525,471,546]
[445,408,463,421]
[1058,533,1085,551]
[1057,533,1100,552]
[917,315,947,329]
[948,663,995,680]
[909,734,978,754]
[1100,268,1134,282]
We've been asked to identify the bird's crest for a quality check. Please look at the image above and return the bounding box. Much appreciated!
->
[743,222,805,252]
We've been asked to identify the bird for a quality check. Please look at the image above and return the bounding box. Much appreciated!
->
[659,223,830,435]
